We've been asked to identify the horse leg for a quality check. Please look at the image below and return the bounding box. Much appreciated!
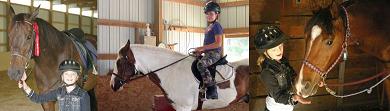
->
[232,65,250,103]
[41,101,56,111]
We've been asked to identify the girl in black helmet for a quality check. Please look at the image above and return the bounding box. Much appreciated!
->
[254,25,311,111]
[18,59,90,111]
[194,1,223,101]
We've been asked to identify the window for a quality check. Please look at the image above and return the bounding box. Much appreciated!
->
[10,0,31,6]
[52,4,66,12]
[93,11,98,18]
[33,1,50,9]
[223,37,249,62]
[82,10,92,17]
[68,7,80,15]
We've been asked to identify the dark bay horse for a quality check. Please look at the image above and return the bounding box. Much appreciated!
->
[7,6,97,111]
[294,0,390,103]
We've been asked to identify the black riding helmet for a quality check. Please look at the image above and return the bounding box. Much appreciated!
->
[204,1,221,14]
[59,59,81,75]
[254,25,289,53]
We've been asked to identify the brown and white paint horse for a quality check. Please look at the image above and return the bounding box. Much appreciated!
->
[294,0,390,102]
[110,40,249,111]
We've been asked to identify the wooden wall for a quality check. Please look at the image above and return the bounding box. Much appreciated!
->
[249,0,385,111]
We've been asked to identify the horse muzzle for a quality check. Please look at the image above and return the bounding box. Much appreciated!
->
[296,81,319,98]
[7,67,25,81]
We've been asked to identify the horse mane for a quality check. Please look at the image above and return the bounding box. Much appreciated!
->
[305,7,334,35]
[130,44,187,57]
[34,18,67,49]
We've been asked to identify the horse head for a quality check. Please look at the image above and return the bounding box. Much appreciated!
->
[7,6,40,81]
[110,40,137,92]
[295,3,347,98]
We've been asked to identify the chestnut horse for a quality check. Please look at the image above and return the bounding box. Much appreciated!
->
[294,0,390,103]
[110,40,249,111]
[7,6,98,111]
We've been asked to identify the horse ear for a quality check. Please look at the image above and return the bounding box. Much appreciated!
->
[126,40,130,46]
[29,5,40,21]
[9,6,15,19]
[328,1,340,19]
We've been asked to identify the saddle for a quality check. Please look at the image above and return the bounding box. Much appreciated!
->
[191,55,228,86]
[63,28,97,82]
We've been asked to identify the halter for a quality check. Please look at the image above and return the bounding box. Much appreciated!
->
[301,5,390,98]
[302,5,351,81]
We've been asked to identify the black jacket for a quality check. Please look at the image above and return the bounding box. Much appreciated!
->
[27,85,90,111]
[260,57,297,105]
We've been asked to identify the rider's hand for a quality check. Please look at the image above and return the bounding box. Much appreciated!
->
[21,72,27,81]
[18,80,24,88]
[292,95,312,104]
[195,47,204,53]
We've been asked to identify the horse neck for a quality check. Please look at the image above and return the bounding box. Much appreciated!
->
[130,45,193,73]
[33,19,74,65]
[344,3,390,61]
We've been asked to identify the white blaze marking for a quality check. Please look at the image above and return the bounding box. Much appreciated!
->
[296,25,322,95]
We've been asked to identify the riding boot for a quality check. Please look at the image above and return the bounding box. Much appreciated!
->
[206,81,218,99]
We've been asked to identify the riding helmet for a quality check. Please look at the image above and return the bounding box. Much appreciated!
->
[204,1,221,14]
[59,59,81,74]
[254,25,289,53]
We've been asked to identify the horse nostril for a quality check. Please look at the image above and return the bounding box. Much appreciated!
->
[304,82,310,90]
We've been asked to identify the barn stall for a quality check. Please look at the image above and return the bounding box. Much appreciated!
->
[96,0,249,110]
[249,0,388,111]
[0,0,97,110]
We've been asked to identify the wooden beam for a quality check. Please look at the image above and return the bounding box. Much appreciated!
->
[97,19,151,29]
[6,0,10,51]
[225,33,249,38]
[65,4,69,30]
[79,6,82,28]
[219,0,249,8]
[167,25,249,36]
[164,0,203,6]
[49,0,53,24]
[167,25,204,33]
[224,27,249,36]
[97,54,117,60]
[155,0,163,45]
[164,0,249,7]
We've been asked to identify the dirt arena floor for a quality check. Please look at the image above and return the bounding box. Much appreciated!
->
[96,74,249,111]
[0,71,44,111]
[0,70,248,111]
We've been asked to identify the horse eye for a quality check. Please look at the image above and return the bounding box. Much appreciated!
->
[326,40,333,45]
[27,35,31,40]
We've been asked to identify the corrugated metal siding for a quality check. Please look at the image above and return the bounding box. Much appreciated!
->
[0,2,6,52]
[163,1,206,54]
[98,0,154,73]
[162,1,249,55]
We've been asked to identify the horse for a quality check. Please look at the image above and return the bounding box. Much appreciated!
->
[109,40,250,111]
[7,6,98,111]
[294,0,390,103]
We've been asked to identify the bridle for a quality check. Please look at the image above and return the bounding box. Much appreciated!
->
[302,5,351,82]
[301,5,390,98]
[10,20,36,80]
